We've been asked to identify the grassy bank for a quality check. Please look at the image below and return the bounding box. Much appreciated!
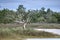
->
[0,24,60,40]
[0,26,60,40]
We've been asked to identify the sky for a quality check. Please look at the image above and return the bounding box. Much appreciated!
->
[0,0,60,12]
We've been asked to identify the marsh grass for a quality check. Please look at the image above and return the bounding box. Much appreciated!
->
[0,23,60,29]
[27,23,60,29]
[0,27,60,38]
[0,24,60,40]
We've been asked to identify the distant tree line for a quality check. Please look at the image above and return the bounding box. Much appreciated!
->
[0,5,60,24]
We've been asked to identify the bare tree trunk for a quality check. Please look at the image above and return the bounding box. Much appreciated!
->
[23,23,27,29]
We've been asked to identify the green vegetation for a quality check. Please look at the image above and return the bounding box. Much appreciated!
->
[0,5,60,24]
[0,5,60,29]
[0,5,60,40]
[0,24,60,40]
[0,27,60,39]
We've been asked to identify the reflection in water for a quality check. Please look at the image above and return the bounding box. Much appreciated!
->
[34,29,60,35]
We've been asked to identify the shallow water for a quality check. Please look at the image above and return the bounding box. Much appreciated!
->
[34,29,60,35]
[25,29,60,40]
[26,38,60,40]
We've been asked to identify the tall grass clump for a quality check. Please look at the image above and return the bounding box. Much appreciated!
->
[0,28,12,37]
[0,27,60,38]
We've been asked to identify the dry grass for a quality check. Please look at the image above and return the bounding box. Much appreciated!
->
[0,23,60,29]
[27,23,60,29]
[0,35,23,40]
[0,23,60,40]
[0,27,60,38]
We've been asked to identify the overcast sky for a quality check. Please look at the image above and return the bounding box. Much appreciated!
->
[0,0,60,12]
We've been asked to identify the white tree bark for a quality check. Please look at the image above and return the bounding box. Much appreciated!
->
[23,23,27,29]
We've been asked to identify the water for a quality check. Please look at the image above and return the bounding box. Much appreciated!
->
[34,29,60,35]
[26,38,60,40]
[26,29,60,40]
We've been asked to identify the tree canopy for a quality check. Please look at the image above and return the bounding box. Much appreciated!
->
[0,5,60,24]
